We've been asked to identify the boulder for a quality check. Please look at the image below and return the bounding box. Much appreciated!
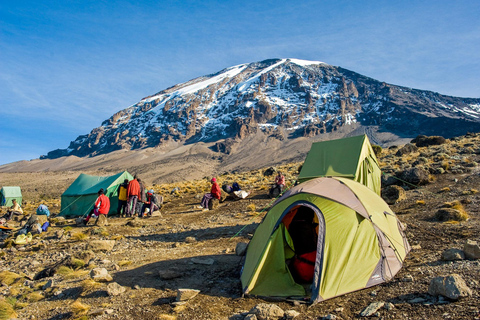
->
[208,198,219,210]
[463,240,480,259]
[360,301,385,317]
[90,268,113,282]
[428,274,472,300]
[191,257,215,265]
[381,185,406,204]
[412,135,446,147]
[185,236,197,243]
[249,303,284,320]
[107,282,126,296]
[235,242,248,256]
[441,248,465,261]
[263,167,277,176]
[381,174,398,187]
[86,240,116,252]
[159,269,183,280]
[397,167,430,186]
[396,143,418,156]
[434,208,464,221]
[176,288,200,302]
[284,310,300,319]
[95,214,108,227]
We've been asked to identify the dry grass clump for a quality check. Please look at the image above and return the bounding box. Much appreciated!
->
[416,200,426,205]
[118,260,132,267]
[80,279,102,292]
[461,189,478,195]
[0,300,17,320]
[111,235,124,241]
[25,291,44,302]
[63,226,73,232]
[246,204,256,213]
[0,271,22,286]
[439,187,451,193]
[70,232,89,241]
[71,300,91,316]
[442,200,469,221]
[57,266,89,279]
[70,258,86,269]
[158,314,177,320]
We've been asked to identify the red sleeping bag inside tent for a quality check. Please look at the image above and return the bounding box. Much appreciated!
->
[292,251,316,283]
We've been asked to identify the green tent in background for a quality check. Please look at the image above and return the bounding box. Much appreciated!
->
[298,135,381,195]
[60,171,133,217]
[0,186,23,207]
[241,177,410,303]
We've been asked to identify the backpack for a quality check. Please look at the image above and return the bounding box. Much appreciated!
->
[36,204,50,217]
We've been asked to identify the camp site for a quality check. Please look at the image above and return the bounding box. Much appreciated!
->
[0,134,479,319]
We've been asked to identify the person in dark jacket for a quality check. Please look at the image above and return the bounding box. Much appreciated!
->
[141,189,163,217]
[117,179,129,217]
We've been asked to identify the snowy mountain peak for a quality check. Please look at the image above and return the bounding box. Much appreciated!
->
[44,58,480,159]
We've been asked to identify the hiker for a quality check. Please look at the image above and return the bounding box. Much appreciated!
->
[83,188,110,225]
[117,179,129,217]
[3,199,23,221]
[200,177,221,209]
[140,189,163,217]
[125,175,141,217]
[269,171,285,198]
[136,178,147,216]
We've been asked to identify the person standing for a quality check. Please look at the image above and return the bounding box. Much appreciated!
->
[126,175,140,217]
[200,177,221,209]
[83,188,110,224]
[136,178,147,216]
[117,179,129,217]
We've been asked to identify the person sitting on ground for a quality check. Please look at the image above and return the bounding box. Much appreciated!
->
[140,189,163,217]
[274,171,286,190]
[200,177,221,209]
[4,199,23,221]
[117,179,129,217]
[83,188,110,225]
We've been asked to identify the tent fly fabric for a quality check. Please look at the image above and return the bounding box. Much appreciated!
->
[240,177,410,303]
[0,186,23,207]
[60,171,133,217]
[298,135,381,195]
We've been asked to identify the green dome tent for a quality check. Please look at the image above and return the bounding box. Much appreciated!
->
[0,186,22,207]
[298,135,381,195]
[60,171,133,217]
[241,177,410,303]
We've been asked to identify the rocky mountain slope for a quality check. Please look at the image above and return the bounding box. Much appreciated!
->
[45,58,480,160]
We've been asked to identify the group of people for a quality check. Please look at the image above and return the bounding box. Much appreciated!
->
[117,175,162,218]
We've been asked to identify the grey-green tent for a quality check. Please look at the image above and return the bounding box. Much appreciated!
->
[60,171,133,217]
[298,135,381,194]
[0,186,22,207]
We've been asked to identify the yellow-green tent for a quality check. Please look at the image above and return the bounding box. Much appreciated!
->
[298,135,381,194]
[241,177,410,303]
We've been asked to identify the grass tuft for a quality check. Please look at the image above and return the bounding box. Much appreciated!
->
[118,260,132,267]
[25,292,44,302]
[0,271,22,286]
[416,200,425,205]
[70,232,89,241]
[0,300,17,320]
[71,300,91,316]
[57,266,89,279]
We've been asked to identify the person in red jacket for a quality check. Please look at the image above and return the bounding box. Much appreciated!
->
[83,188,110,224]
[200,177,221,209]
[126,175,141,217]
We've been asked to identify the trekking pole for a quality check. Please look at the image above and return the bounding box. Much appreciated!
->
[229,180,297,241]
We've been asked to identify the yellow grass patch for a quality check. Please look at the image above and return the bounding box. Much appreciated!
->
[158,314,177,320]
[0,271,22,286]
[440,187,451,193]
[25,292,44,302]
[71,300,91,315]
[70,232,89,241]
[416,200,425,205]
[0,300,17,320]
[111,235,124,240]
[118,260,132,267]
[80,279,102,292]
[57,266,89,279]
[246,204,256,212]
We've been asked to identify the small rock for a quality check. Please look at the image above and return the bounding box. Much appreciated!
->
[411,244,422,250]
[133,285,141,290]
[244,314,257,320]
[107,282,126,296]
[176,288,200,302]
[360,301,385,317]
[409,297,426,304]
[324,314,336,320]
[185,236,197,243]
[428,274,472,300]
[442,248,465,261]
[88,309,105,316]
[384,302,395,310]
[334,307,344,312]
[235,242,248,256]
[381,185,407,205]
[463,240,480,259]
[249,303,284,320]
[191,257,215,265]
[105,309,114,315]
[284,309,300,319]
[42,279,54,290]
[86,240,116,252]
[402,275,414,282]
[90,268,113,282]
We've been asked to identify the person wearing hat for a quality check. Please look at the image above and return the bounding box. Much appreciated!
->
[83,188,110,225]
[200,177,221,209]
[140,189,163,217]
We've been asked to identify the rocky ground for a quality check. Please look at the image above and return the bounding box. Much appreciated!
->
[0,134,479,320]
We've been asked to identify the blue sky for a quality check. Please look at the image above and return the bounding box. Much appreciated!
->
[1,0,479,165]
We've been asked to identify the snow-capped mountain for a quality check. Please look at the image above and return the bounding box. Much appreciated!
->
[45,58,480,159]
